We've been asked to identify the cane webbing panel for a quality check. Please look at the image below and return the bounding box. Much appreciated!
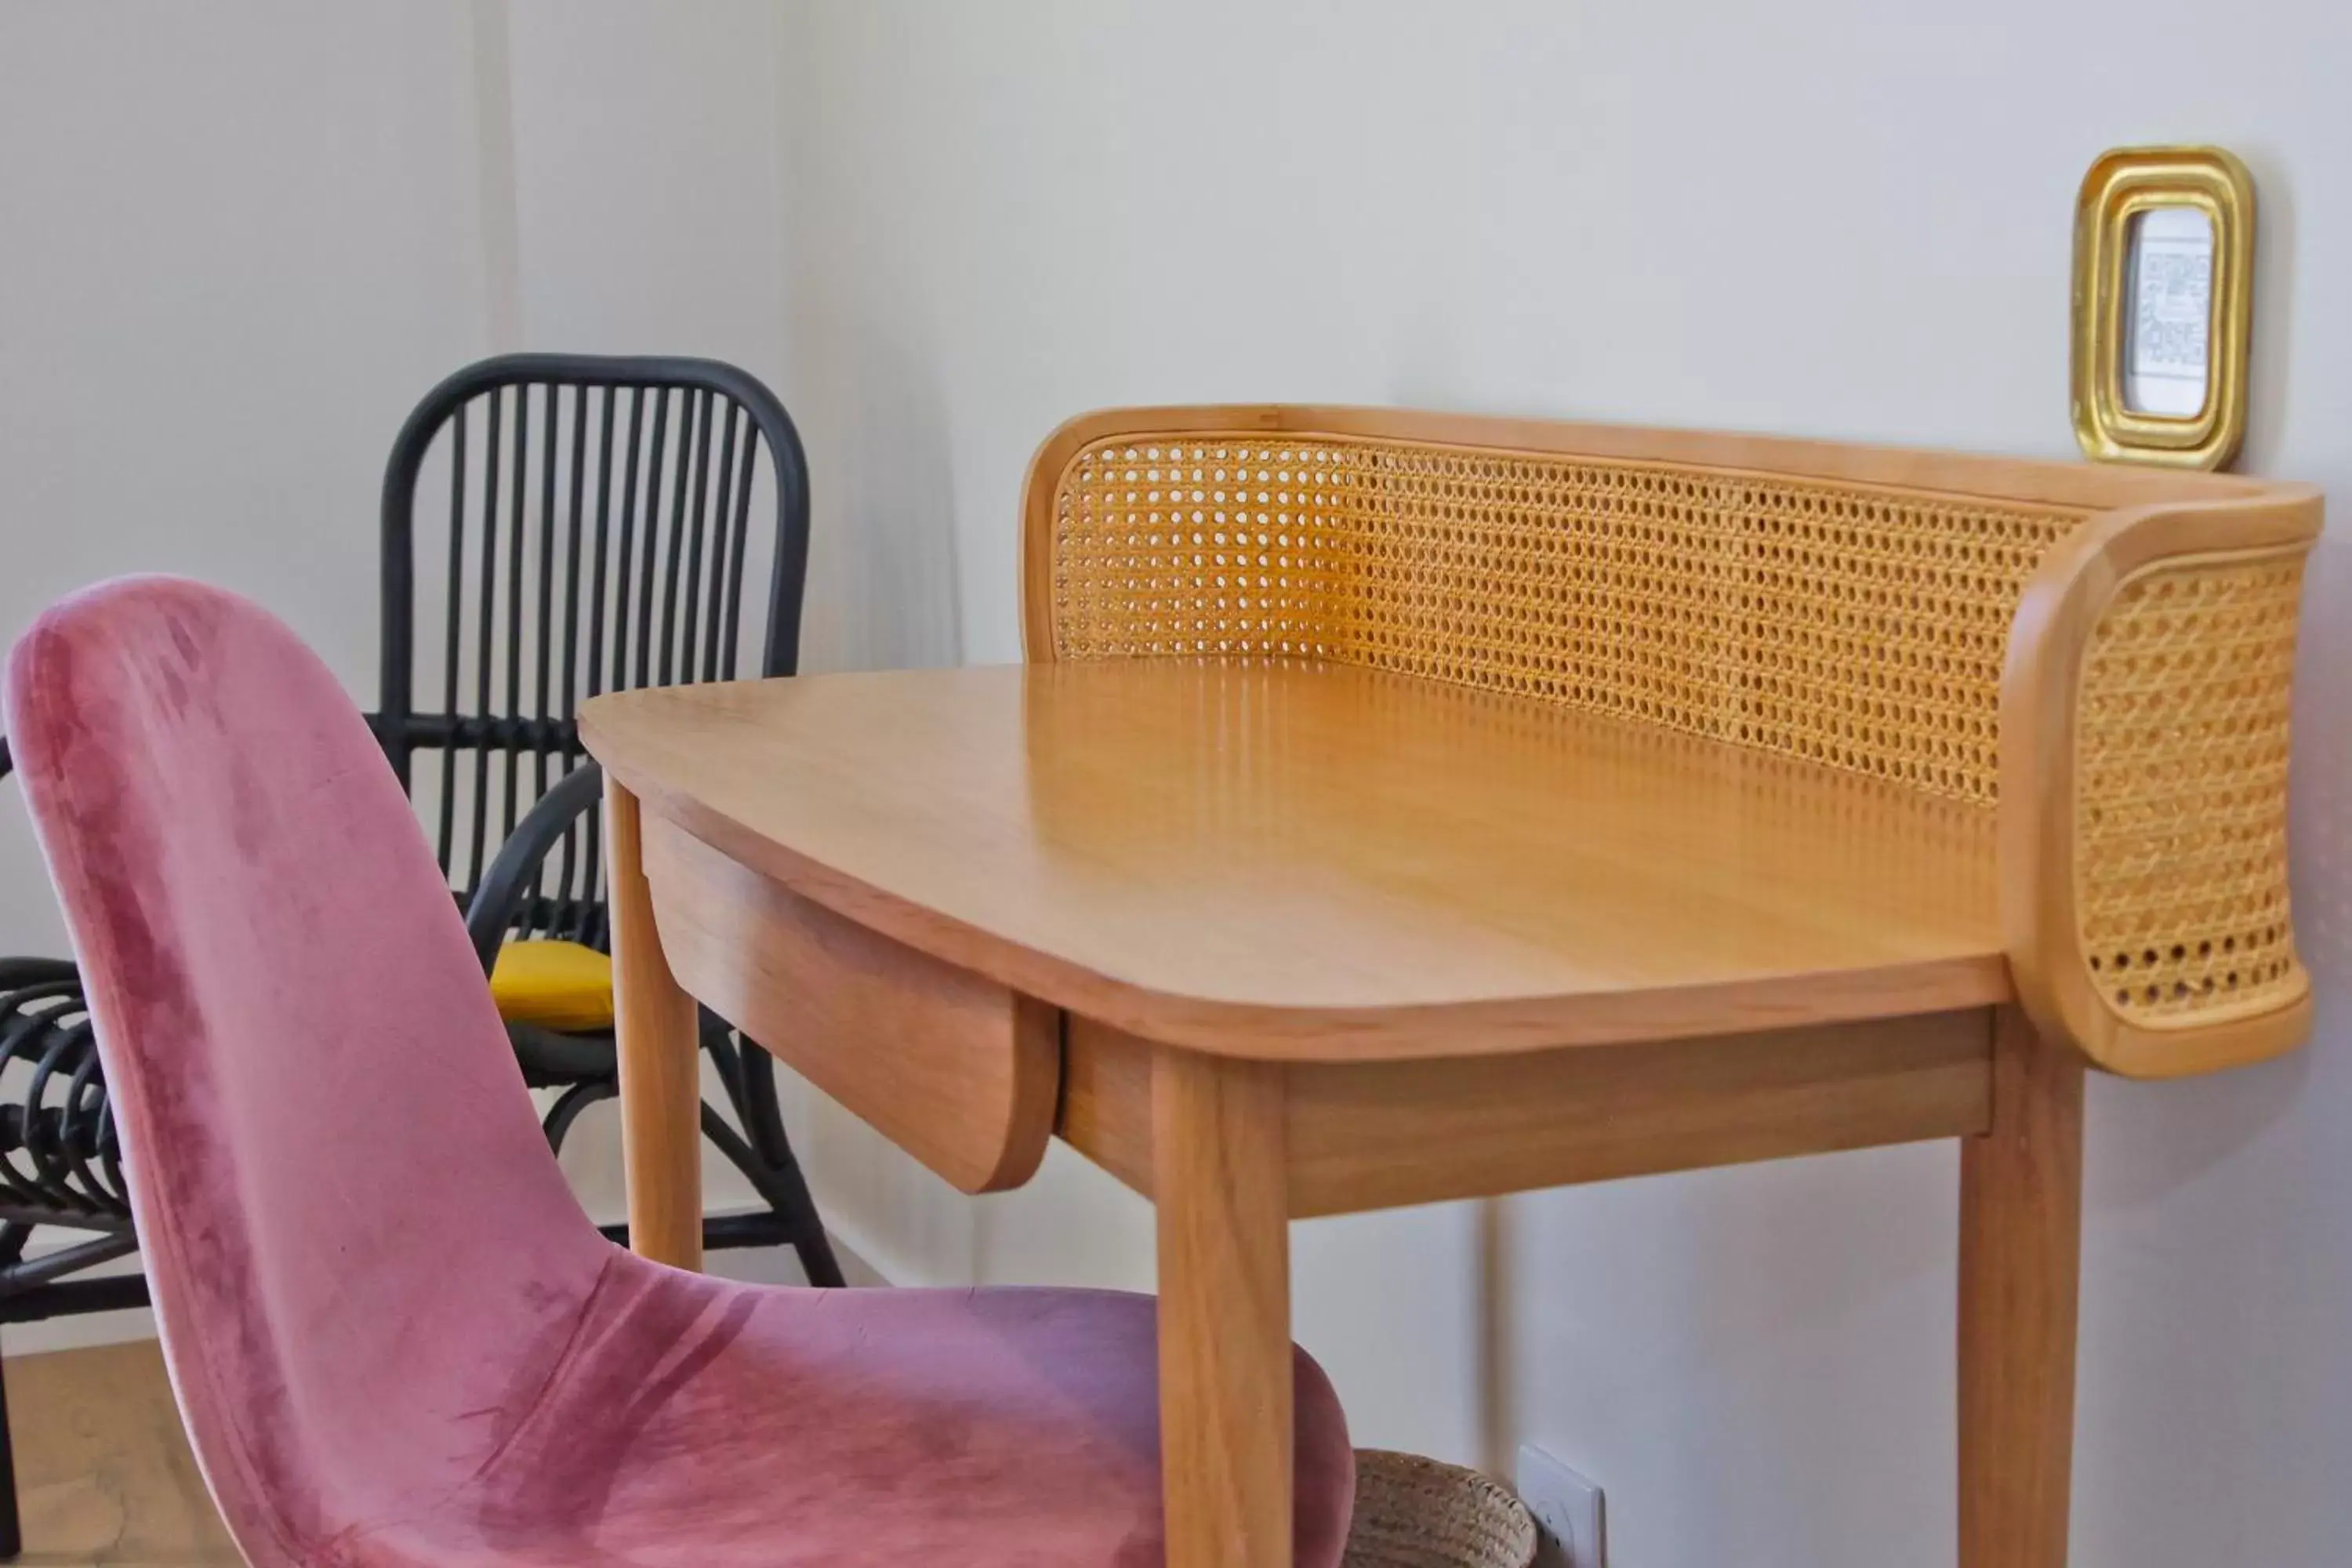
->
[1047,434,2091,804]
[2074,553,2307,1027]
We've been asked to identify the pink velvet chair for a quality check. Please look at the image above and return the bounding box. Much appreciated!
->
[4,577,1354,1567]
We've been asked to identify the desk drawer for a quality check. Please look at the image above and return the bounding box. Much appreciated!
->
[641,813,1060,1194]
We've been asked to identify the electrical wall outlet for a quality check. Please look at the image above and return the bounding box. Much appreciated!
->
[1515,1445,1606,1568]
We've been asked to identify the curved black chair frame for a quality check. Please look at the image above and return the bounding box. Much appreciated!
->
[0,354,843,1559]
[376,354,838,1292]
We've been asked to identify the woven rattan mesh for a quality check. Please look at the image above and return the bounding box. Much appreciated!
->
[1048,434,2090,804]
[2075,554,2307,1026]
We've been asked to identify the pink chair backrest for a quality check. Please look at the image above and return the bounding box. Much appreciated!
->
[5,579,612,1559]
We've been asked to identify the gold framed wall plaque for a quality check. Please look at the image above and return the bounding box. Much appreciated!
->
[2071,146,2254,470]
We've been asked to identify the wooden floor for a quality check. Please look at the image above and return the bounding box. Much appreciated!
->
[4,1341,238,1566]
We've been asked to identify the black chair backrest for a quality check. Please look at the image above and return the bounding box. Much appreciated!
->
[376,354,810,944]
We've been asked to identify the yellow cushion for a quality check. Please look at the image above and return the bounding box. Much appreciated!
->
[488,939,615,1033]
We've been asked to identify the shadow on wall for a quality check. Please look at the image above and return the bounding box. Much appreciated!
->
[794,315,964,674]
[2287,532,2350,998]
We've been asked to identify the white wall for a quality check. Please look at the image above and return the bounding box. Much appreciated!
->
[0,0,808,1343]
[768,4,2352,1566]
[0,2,495,956]
[0,0,800,916]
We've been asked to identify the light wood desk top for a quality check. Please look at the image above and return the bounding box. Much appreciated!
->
[581,659,2009,1061]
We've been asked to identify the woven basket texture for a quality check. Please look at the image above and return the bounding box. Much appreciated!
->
[1341,1450,1538,1568]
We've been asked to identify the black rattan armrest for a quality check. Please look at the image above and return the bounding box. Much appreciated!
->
[461,760,604,975]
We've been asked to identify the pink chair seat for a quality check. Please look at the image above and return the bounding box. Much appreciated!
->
[388,1269,1350,1567]
[5,578,1352,1567]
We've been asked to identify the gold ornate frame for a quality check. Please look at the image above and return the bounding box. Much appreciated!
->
[2071,146,2255,470]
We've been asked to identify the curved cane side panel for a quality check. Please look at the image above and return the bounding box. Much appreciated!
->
[2002,495,2321,1077]
[2075,554,2306,1026]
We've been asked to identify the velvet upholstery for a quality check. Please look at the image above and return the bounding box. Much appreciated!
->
[5,578,1353,1567]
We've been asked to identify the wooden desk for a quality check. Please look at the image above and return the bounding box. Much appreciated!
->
[584,406,2319,1568]
[590,661,2024,1567]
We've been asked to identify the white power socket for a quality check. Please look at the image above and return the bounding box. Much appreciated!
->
[1515,1445,1606,1568]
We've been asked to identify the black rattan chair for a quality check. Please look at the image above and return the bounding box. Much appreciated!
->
[373,353,839,1290]
[0,353,841,1559]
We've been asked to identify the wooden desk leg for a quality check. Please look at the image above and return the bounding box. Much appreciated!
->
[1152,1047,1294,1568]
[1958,1005,2085,1568]
[607,781,705,1272]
